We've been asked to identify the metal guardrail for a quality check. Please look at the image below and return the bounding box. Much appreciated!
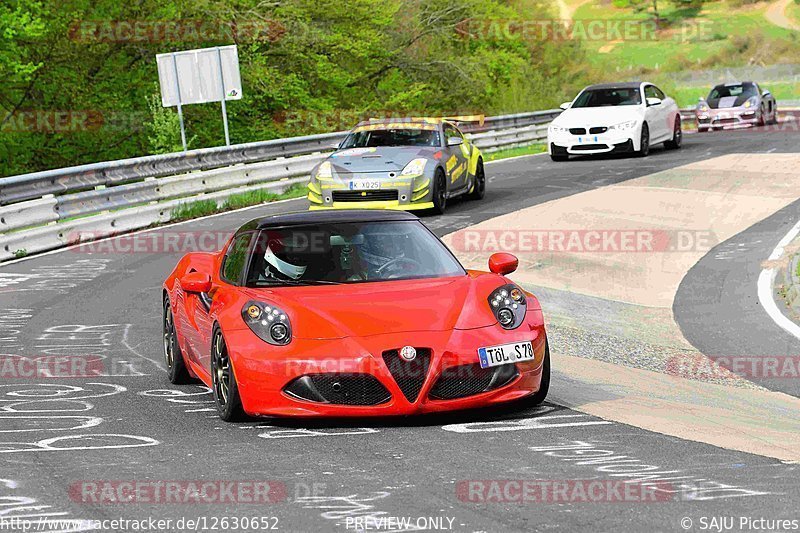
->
[0,110,561,261]
[0,110,561,206]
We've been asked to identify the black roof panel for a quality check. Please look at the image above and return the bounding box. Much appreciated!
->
[250,209,419,229]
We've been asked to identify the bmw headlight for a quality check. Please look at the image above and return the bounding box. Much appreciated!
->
[401,158,427,176]
[488,284,527,330]
[315,161,333,179]
[743,96,758,109]
[242,301,292,345]
[609,120,638,131]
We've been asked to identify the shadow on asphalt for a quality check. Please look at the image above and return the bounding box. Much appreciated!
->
[241,401,567,429]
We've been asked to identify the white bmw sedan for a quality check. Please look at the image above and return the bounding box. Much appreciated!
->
[547,82,682,161]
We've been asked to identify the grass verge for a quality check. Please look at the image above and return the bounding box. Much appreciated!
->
[573,1,799,74]
[170,183,307,222]
[485,143,546,162]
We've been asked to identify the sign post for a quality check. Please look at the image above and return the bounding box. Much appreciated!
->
[216,47,230,146]
[170,54,188,152]
[156,45,242,150]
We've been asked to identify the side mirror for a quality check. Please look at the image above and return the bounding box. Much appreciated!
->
[489,253,518,275]
[559,102,571,110]
[447,137,463,147]
[646,97,662,107]
[180,271,212,293]
[698,96,705,102]
[762,90,771,98]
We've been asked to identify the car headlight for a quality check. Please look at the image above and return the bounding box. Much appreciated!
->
[242,301,292,345]
[697,103,709,112]
[549,125,568,134]
[488,284,527,330]
[401,158,427,176]
[743,96,758,109]
[608,120,638,131]
[315,161,332,179]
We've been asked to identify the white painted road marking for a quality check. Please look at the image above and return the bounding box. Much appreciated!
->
[757,218,800,341]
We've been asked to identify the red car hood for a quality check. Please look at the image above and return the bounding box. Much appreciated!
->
[242,274,503,339]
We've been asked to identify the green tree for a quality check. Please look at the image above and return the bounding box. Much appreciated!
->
[0,0,588,176]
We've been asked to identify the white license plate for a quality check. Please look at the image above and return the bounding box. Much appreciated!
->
[478,341,533,369]
[349,180,381,190]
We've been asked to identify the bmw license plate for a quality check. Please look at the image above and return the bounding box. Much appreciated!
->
[349,180,380,190]
[478,341,533,369]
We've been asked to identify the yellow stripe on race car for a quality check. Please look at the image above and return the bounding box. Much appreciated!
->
[310,201,434,211]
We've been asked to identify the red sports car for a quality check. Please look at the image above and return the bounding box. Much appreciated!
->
[162,210,549,421]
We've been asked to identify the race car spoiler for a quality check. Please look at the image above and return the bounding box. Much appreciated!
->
[363,115,486,126]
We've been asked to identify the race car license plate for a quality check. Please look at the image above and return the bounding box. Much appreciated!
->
[349,180,380,190]
[478,341,533,369]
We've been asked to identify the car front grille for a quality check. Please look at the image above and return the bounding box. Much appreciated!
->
[332,190,399,202]
[284,374,391,406]
[382,348,431,402]
[428,363,519,400]
[569,128,586,135]
[571,144,607,151]
[589,127,608,134]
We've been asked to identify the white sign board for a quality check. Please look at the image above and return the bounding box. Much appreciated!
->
[156,45,242,107]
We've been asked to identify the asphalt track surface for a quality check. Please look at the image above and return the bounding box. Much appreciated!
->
[675,197,800,397]
[1,129,799,532]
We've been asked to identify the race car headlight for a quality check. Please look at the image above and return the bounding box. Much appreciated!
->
[697,102,709,112]
[608,120,638,131]
[488,284,527,330]
[242,301,292,346]
[401,158,427,176]
[549,125,568,134]
[315,161,333,179]
[743,96,758,109]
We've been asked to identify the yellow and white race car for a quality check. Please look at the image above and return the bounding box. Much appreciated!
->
[307,118,484,214]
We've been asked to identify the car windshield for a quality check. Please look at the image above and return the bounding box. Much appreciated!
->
[706,83,758,108]
[708,83,757,100]
[340,127,441,148]
[245,220,465,287]
[571,88,642,108]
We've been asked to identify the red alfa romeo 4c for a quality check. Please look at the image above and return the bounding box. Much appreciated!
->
[162,210,549,421]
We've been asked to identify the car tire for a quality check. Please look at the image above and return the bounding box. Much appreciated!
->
[636,123,650,157]
[769,107,779,125]
[466,159,485,200]
[431,168,447,215]
[521,339,550,407]
[664,117,682,150]
[698,126,709,133]
[163,296,192,385]
[211,325,247,422]
[758,105,766,127]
